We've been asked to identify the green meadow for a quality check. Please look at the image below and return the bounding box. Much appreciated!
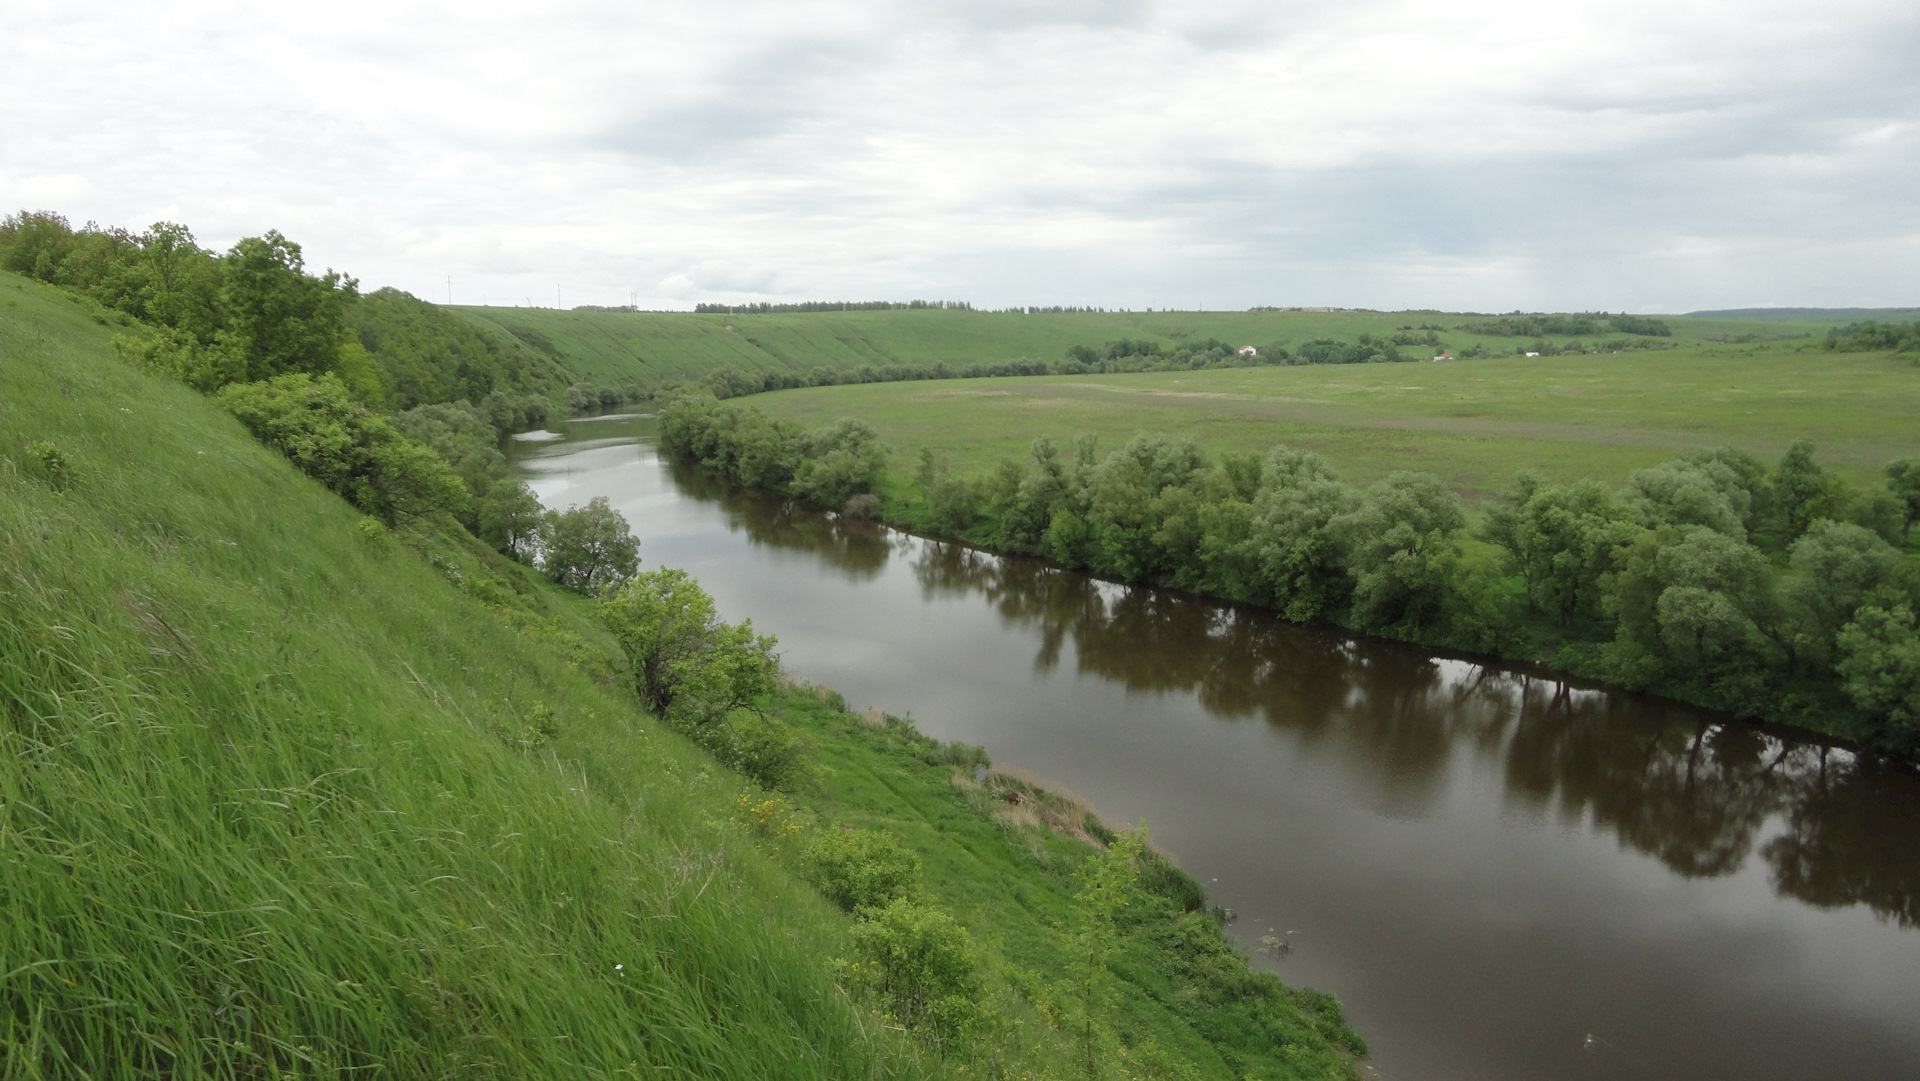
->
[750,344,1920,502]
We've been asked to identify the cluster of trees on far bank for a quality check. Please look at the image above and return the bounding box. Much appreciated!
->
[1825,321,1920,354]
[661,393,1920,754]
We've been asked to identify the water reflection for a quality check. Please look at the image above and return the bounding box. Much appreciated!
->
[678,464,1920,928]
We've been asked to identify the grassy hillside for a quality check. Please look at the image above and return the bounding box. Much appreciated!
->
[0,274,922,1077]
[750,343,1920,501]
[2,271,1366,1078]
[454,304,1832,398]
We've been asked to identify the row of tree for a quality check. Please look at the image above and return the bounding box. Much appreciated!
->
[1824,321,1920,354]
[692,299,974,314]
[1462,312,1674,338]
[661,394,1920,753]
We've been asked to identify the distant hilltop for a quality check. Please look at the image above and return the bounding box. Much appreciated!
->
[1684,306,1920,321]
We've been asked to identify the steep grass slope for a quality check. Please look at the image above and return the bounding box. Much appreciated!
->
[0,274,925,1078]
[456,305,1826,397]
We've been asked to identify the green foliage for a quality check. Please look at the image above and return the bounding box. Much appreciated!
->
[220,230,359,382]
[803,827,922,911]
[600,566,779,725]
[1823,320,1920,353]
[843,899,986,1042]
[350,287,564,408]
[1835,606,1920,746]
[659,392,889,509]
[537,496,640,596]
[24,439,73,491]
[216,372,468,523]
[1069,827,1146,1079]
[1884,458,1920,542]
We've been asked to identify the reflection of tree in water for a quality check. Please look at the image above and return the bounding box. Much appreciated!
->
[663,457,895,581]
[1763,754,1920,927]
[908,538,1920,926]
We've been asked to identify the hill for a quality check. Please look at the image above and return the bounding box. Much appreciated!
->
[453,304,1833,398]
[2,268,1366,1077]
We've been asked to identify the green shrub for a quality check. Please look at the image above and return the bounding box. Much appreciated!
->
[216,372,467,523]
[802,828,919,911]
[842,898,984,1041]
[25,439,72,491]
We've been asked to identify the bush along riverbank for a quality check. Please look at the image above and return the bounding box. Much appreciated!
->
[659,391,1920,757]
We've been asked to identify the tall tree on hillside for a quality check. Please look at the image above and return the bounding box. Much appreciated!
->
[222,230,359,383]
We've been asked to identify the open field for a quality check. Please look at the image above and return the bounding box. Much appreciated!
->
[455,303,1842,396]
[751,343,1920,501]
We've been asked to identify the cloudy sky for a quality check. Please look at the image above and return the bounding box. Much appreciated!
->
[4,0,1916,312]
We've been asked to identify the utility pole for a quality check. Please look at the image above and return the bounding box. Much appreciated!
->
[447,276,453,305]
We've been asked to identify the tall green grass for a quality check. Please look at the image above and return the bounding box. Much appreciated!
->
[0,273,928,1077]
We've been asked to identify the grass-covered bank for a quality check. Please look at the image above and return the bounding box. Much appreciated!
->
[2,271,1364,1078]
[764,687,1366,1079]
[0,272,923,1077]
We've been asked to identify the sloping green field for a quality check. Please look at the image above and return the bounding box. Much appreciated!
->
[0,274,928,1078]
[455,304,1832,397]
[751,344,1920,501]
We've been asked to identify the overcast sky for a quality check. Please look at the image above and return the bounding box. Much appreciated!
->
[4,0,1917,312]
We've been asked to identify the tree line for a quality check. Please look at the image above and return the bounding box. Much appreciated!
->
[1461,312,1674,337]
[660,393,1920,754]
[1824,321,1920,354]
[692,299,974,314]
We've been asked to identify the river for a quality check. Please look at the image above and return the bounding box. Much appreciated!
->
[510,413,1920,1081]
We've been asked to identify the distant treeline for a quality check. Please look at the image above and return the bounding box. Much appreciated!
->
[1824,321,1920,354]
[662,393,1920,755]
[1461,312,1673,337]
[692,300,974,314]
[681,327,1663,401]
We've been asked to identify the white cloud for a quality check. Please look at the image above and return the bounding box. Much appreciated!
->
[2,0,1916,311]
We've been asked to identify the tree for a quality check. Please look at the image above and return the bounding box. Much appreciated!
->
[478,481,545,563]
[222,230,359,384]
[1782,519,1912,661]
[1886,458,1920,544]
[1335,471,1466,635]
[599,566,778,724]
[1250,447,1354,621]
[1069,826,1146,1080]
[538,496,639,596]
[1482,474,1639,625]
[1835,606,1920,748]
[1622,457,1751,540]
[1774,440,1849,542]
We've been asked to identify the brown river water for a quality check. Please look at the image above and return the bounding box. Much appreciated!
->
[510,413,1920,1081]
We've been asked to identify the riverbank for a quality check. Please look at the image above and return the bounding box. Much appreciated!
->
[513,407,1920,1081]
[657,390,1920,756]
